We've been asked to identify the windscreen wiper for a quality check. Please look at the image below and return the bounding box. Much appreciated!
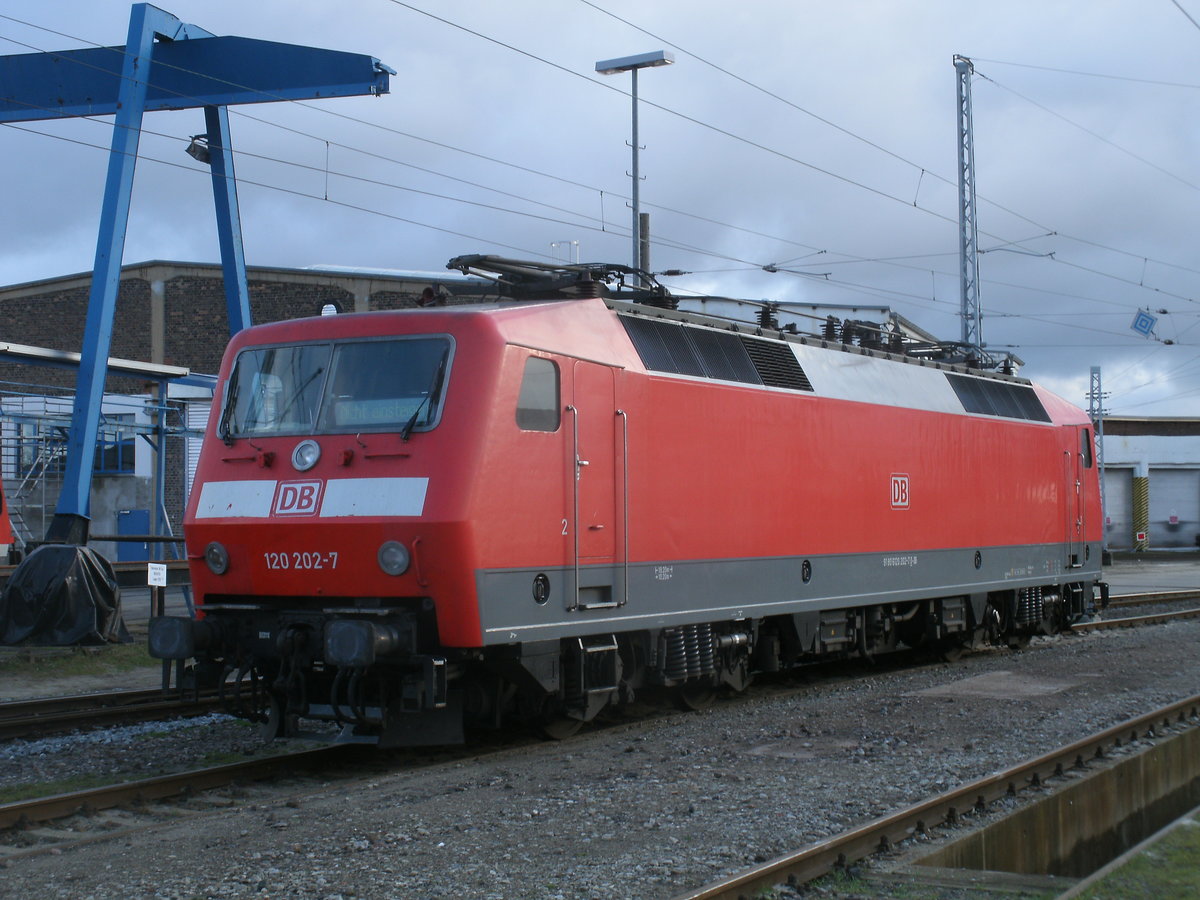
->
[273,367,324,425]
[218,378,240,446]
[401,352,448,442]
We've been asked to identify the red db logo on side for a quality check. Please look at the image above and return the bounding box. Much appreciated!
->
[272,480,323,516]
[890,474,910,509]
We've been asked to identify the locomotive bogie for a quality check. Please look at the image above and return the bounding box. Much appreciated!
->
[164,288,1105,747]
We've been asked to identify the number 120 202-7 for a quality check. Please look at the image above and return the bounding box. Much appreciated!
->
[263,551,339,570]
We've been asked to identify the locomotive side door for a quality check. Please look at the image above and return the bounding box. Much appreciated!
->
[1064,427,1088,567]
[565,360,626,609]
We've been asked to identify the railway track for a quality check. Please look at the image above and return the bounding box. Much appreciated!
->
[0,661,939,859]
[1075,607,1200,631]
[0,743,352,841]
[1075,604,1200,632]
[0,588,1189,743]
[0,688,222,741]
[0,588,1192,866]
[1106,588,1200,608]
[0,729,539,861]
[0,599,1194,888]
[674,692,1200,900]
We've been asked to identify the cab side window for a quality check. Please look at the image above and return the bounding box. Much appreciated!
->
[1081,428,1093,468]
[516,357,560,432]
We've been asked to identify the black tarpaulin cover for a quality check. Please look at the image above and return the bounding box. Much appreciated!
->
[0,545,131,646]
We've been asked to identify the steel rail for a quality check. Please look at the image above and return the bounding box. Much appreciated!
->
[0,687,200,718]
[0,688,222,741]
[0,744,351,831]
[1107,589,1200,608]
[1073,607,1200,632]
[672,693,1200,900]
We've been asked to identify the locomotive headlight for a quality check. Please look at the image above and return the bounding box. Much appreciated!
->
[205,541,230,575]
[291,439,321,472]
[377,540,411,576]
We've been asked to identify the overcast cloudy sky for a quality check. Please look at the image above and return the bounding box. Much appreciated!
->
[3,1,1200,417]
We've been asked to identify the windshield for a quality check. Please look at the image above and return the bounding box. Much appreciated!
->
[220,337,452,438]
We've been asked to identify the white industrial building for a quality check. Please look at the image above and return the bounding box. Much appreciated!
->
[1101,418,1200,551]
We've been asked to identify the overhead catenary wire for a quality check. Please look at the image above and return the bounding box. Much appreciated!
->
[0,28,1003,311]
[1113,350,1200,398]
[0,16,882,281]
[1,8,1197,377]
[577,0,1200,289]
[10,3,1193,308]
[969,56,1200,90]
[1170,0,1200,33]
[0,119,555,261]
[1,94,1186,350]
[973,70,1200,194]
[3,7,1196,320]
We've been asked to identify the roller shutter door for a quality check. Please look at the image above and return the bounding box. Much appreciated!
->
[185,401,211,504]
[1103,468,1133,549]
[1149,467,1200,548]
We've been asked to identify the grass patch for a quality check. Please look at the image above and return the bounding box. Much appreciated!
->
[1075,817,1200,899]
[198,750,253,768]
[0,770,136,805]
[801,869,1058,899]
[0,641,158,679]
[0,747,265,806]
[0,757,235,806]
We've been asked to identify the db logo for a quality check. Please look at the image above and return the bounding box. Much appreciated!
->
[890,474,910,509]
[272,480,324,516]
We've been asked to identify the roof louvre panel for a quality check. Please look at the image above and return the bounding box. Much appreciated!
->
[688,328,762,384]
[947,373,1050,423]
[739,336,813,391]
[619,314,813,392]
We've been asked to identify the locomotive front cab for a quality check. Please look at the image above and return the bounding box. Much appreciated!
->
[155,319,488,745]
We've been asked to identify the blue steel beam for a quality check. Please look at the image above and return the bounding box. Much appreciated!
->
[0,37,392,122]
[46,3,162,544]
[17,4,391,544]
[203,104,251,333]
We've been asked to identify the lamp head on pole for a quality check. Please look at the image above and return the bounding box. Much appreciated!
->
[594,49,674,281]
[595,50,675,75]
[185,134,211,165]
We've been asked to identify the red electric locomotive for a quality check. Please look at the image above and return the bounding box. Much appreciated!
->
[151,257,1105,745]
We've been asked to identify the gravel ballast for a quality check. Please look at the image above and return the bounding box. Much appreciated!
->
[1,617,1199,899]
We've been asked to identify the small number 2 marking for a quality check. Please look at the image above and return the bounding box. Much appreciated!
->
[561,518,569,536]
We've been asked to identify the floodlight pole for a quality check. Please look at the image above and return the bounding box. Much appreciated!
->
[596,50,674,277]
[630,65,642,272]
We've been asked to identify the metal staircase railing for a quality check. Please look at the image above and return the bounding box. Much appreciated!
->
[6,439,67,549]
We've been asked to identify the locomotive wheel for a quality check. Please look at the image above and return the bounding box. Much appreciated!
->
[539,714,583,740]
[260,693,289,741]
[983,605,1004,646]
[939,642,967,663]
[675,682,717,711]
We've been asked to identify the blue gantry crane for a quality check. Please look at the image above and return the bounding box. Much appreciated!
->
[0,3,392,544]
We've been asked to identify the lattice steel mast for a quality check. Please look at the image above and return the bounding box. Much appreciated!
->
[1088,366,1109,553]
[955,55,983,364]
